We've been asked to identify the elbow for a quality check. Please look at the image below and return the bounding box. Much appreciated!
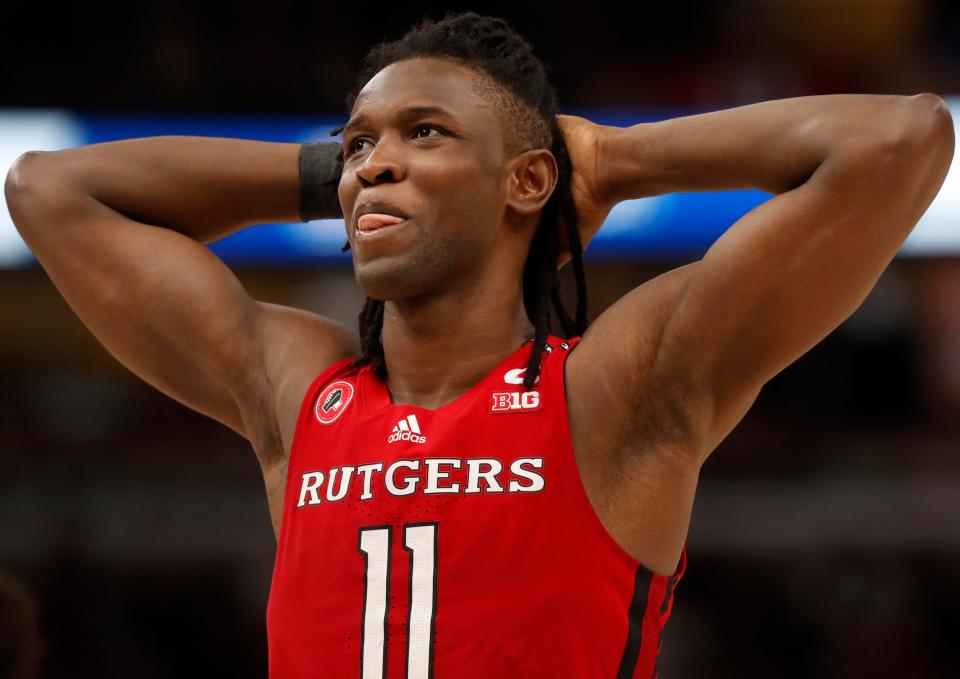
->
[4,151,55,208]
[5,151,78,239]
[878,94,954,162]
[911,92,954,138]
[858,94,955,192]
[923,94,956,176]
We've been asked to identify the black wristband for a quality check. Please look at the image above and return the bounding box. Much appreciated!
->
[298,141,343,222]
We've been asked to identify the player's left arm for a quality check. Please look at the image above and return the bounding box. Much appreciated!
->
[562,94,954,466]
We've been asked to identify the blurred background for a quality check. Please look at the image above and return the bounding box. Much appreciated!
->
[1,1,959,677]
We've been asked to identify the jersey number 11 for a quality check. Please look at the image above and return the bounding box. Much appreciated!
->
[358,522,439,679]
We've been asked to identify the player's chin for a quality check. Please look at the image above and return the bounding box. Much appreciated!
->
[353,256,427,302]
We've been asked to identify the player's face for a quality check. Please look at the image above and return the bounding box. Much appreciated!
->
[338,57,510,301]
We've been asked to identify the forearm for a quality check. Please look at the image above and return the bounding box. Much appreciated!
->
[601,93,938,201]
[10,137,342,243]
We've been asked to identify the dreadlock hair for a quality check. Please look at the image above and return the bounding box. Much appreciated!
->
[326,10,588,391]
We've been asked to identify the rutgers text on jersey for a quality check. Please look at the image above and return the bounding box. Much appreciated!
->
[266,336,687,679]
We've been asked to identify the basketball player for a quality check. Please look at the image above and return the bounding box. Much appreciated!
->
[5,11,953,679]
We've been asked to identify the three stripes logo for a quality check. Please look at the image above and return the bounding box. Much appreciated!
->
[388,414,427,444]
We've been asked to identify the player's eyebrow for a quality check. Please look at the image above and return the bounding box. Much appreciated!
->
[343,105,458,134]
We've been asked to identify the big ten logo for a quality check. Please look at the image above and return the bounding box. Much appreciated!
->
[489,390,541,414]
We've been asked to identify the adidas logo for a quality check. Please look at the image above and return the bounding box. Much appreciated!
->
[388,414,426,444]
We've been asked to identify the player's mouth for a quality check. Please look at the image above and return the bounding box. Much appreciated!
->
[355,213,409,239]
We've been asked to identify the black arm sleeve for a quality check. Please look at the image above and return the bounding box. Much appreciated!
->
[298,141,343,222]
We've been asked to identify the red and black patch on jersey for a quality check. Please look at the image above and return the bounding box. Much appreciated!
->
[315,380,355,424]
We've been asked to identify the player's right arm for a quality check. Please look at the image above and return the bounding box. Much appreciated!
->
[4,137,357,466]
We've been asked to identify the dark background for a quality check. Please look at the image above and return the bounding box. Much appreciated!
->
[2,2,959,677]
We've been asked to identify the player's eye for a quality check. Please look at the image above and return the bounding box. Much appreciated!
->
[345,125,446,158]
[343,132,377,157]
[345,138,367,156]
[414,124,444,139]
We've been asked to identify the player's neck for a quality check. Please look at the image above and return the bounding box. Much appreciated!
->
[380,277,534,410]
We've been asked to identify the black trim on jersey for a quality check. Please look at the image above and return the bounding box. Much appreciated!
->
[652,571,681,679]
[659,572,679,617]
[615,564,652,679]
[359,524,393,679]
[404,521,439,679]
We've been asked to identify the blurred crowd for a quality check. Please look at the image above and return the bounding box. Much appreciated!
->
[2,1,958,113]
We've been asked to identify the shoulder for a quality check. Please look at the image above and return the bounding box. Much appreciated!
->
[564,262,701,462]
[240,302,360,469]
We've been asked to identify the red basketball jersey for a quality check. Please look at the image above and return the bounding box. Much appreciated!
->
[266,335,687,678]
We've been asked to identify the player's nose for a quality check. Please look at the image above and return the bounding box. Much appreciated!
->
[356,135,406,186]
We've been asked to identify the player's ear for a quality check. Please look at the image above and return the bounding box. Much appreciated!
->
[504,148,557,221]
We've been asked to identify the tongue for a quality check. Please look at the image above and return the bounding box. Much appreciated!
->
[359,213,406,232]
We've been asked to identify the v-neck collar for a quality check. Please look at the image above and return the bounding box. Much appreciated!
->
[360,338,542,417]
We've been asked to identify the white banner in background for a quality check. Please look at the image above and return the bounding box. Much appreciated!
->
[1,102,958,266]
[0,110,83,266]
